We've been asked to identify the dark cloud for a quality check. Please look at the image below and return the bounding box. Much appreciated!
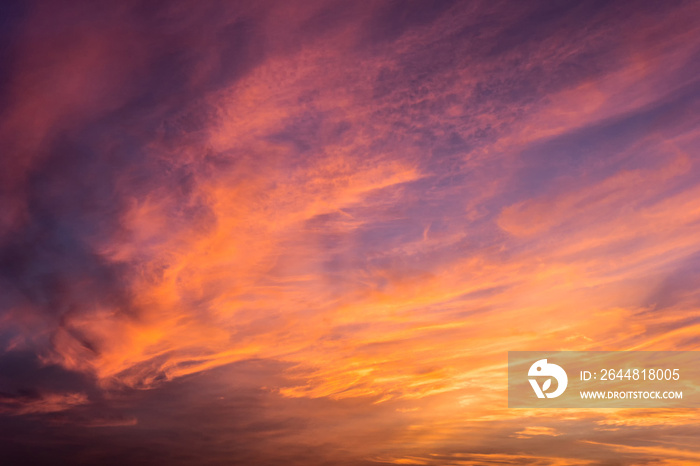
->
[0,351,91,395]
[0,0,31,113]
[0,359,403,466]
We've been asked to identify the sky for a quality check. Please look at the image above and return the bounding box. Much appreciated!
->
[0,0,699,464]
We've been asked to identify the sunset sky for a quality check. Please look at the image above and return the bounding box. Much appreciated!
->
[1,0,700,464]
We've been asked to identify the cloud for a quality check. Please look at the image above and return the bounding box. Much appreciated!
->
[0,0,699,464]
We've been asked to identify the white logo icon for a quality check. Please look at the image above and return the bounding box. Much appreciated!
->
[528,359,568,398]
